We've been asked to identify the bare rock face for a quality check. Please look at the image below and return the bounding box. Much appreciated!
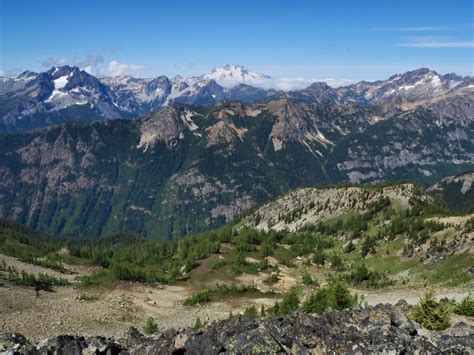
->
[429,172,474,195]
[137,106,186,150]
[428,171,474,212]
[2,305,473,354]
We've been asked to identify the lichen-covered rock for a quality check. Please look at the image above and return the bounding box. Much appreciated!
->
[2,304,473,354]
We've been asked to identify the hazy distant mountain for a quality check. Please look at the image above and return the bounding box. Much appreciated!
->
[0,65,471,132]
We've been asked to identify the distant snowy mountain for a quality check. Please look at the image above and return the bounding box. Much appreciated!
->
[201,64,271,87]
[0,66,124,132]
[338,68,467,104]
[101,75,172,115]
[0,70,37,94]
[0,65,471,132]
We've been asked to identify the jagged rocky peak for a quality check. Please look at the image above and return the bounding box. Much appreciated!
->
[137,105,190,150]
[450,76,474,93]
[266,99,314,151]
[17,70,38,80]
[371,67,453,100]
[47,65,106,92]
[295,81,341,104]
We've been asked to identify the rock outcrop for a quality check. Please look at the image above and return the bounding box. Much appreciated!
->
[2,305,473,354]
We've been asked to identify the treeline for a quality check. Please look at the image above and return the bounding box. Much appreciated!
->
[0,191,458,288]
[0,261,69,287]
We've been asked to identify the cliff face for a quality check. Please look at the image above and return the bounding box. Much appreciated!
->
[0,98,472,239]
[428,171,474,212]
[2,305,473,354]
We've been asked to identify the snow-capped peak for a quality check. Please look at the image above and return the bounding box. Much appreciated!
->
[202,64,270,88]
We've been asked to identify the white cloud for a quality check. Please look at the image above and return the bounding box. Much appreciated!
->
[104,60,145,77]
[265,77,354,90]
[41,56,70,67]
[397,39,474,48]
[217,77,354,90]
[40,55,104,74]
[39,55,147,77]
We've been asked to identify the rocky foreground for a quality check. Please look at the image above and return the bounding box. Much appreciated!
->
[1,303,473,354]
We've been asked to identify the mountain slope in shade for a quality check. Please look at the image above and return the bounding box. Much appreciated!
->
[0,96,472,239]
[428,171,474,212]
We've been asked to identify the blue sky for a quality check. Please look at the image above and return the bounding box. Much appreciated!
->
[1,0,473,83]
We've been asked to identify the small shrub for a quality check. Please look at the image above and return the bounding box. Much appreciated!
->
[453,295,474,317]
[77,294,98,301]
[183,290,211,305]
[143,317,158,335]
[2,341,14,350]
[302,281,358,314]
[330,254,345,271]
[312,248,326,266]
[194,316,202,329]
[243,305,258,317]
[411,291,451,330]
[264,272,279,284]
[277,288,300,315]
[183,284,268,306]
[345,263,395,288]
[301,272,316,286]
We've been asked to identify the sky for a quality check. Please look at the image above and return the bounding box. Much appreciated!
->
[1,0,473,86]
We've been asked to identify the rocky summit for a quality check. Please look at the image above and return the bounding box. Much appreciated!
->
[1,304,473,354]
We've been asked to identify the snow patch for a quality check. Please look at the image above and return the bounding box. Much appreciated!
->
[53,75,70,90]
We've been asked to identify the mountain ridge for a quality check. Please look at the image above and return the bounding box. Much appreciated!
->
[1,65,471,132]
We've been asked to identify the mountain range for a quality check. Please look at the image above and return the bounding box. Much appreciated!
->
[0,79,472,238]
[0,64,471,132]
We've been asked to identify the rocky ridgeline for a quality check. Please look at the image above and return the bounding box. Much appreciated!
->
[1,304,473,354]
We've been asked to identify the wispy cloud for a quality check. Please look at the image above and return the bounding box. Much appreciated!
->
[41,56,70,67]
[39,53,146,77]
[187,60,200,70]
[104,60,145,77]
[41,54,105,74]
[374,26,447,32]
[397,37,474,48]
[261,77,354,90]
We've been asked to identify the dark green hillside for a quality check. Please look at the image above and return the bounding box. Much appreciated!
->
[0,100,472,239]
[1,181,472,290]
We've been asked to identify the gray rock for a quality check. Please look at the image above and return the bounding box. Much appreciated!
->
[2,305,473,354]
